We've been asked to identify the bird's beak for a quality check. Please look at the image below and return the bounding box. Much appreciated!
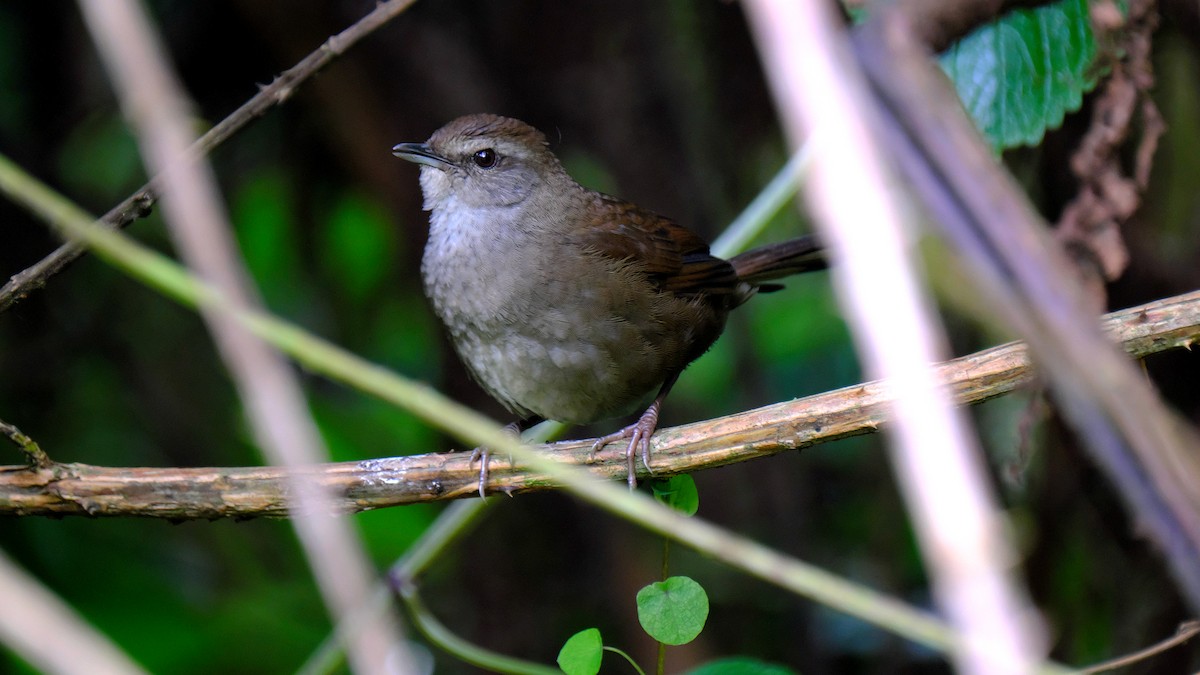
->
[392,142,451,168]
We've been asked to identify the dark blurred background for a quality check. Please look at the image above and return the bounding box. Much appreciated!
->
[1,1,1199,673]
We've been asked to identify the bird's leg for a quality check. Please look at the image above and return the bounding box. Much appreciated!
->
[470,415,543,498]
[589,374,679,489]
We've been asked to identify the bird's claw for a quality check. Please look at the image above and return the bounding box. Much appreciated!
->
[468,447,514,499]
[468,446,490,499]
[589,409,660,489]
[470,420,526,498]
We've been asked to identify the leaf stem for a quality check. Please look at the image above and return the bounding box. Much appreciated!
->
[603,646,648,675]
[400,586,559,675]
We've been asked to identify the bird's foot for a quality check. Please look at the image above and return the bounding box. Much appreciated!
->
[468,421,523,498]
[467,446,518,499]
[467,446,491,499]
[589,405,661,489]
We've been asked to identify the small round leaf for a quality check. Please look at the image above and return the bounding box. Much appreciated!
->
[651,475,699,516]
[557,628,603,675]
[636,576,709,645]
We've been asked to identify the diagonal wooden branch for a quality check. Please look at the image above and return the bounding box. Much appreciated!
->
[2,289,1196,520]
[0,0,416,314]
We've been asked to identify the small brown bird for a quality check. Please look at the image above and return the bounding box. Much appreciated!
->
[394,114,825,495]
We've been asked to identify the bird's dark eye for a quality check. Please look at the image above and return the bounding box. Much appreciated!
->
[472,148,498,169]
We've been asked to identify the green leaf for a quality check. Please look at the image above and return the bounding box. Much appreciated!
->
[686,657,798,675]
[939,0,1098,150]
[636,576,709,645]
[557,628,604,675]
[318,191,395,302]
[651,475,699,516]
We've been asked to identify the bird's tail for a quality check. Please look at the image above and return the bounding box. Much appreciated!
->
[728,235,827,287]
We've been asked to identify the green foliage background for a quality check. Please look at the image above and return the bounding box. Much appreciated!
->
[1,2,1199,673]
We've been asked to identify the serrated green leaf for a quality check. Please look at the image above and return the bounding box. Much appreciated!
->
[940,0,1098,150]
[636,576,709,645]
[652,474,699,516]
[557,628,603,675]
[686,657,798,675]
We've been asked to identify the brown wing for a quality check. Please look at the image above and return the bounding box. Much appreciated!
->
[571,194,740,297]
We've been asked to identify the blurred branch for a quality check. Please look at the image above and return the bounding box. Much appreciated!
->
[856,0,1200,612]
[0,549,147,675]
[396,585,561,675]
[746,0,1042,670]
[0,0,416,314]
[1078,619,1200,673]
[299,425,558,674]
[2,289,1195,518]
[75,3,411,673]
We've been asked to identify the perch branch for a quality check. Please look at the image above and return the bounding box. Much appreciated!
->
[0,0,416,313]
[2,289,1195,519]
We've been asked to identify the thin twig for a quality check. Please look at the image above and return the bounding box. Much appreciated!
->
[0,418,52,469]
[1078,620,1200,673]
[397,586,562,675]
[2,289,1195,518]
[0,0,417,314]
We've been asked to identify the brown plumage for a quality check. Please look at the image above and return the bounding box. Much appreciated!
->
[394,114,825,495]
